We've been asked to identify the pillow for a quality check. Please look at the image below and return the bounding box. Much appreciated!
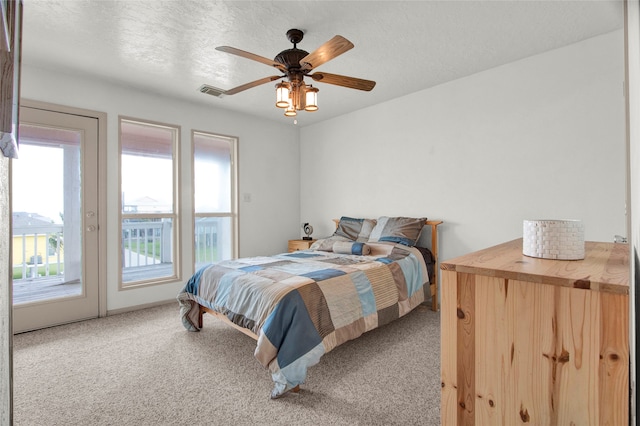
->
[368,216,427,247]
[333,216,377,242]
[310,235,351,251]
[332,241,372,256]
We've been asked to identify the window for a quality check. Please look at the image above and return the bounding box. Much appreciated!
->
[192,131,238,270]
[119,118,180,287]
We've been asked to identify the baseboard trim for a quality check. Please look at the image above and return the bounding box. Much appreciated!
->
[106,299,176,316]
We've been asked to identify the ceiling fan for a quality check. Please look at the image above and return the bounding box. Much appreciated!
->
[208,29,376,117]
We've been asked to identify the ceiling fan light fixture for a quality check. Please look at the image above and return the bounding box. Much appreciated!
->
[212,29,375,119]
[275,82,290,108]
[305,86,319,112]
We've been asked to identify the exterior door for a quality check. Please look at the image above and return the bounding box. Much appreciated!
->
[11,105,100,333]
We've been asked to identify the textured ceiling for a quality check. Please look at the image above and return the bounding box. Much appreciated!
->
[21,0,623,127]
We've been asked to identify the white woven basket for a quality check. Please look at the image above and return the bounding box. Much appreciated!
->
[522,219,585,260]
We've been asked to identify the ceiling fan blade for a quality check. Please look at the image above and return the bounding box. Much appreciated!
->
[224,76,283,95]
[299,35,354,71]
[216,46,286,72]
[310,72,376,91]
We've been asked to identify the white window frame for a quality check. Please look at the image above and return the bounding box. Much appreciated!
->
[118,116,181,289]
[191,130,238,271]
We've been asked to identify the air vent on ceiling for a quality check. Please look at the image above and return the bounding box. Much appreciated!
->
[199,84,226,97]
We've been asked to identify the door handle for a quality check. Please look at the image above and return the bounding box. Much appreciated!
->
[86,225,96,232]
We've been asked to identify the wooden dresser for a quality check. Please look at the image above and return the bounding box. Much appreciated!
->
[440,239,629,425]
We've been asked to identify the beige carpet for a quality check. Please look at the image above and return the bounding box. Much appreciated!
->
[13,302,440,425]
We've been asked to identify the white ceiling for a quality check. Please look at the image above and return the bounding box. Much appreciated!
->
[21,0,623,127]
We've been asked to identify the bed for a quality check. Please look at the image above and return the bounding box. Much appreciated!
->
[178,216,442,398]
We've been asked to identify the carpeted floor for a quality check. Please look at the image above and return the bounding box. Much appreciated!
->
[13,302,440,425]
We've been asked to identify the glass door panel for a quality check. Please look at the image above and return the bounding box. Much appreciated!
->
[12,129,82,304]
[12,106,99,333]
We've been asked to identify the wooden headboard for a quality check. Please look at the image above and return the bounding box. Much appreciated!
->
[333,218,443,311]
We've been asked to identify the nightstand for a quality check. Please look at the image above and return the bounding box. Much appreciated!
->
[288,239,316,252]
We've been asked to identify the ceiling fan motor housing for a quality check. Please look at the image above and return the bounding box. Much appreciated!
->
[276,29,311,82]
[274,49,310,73]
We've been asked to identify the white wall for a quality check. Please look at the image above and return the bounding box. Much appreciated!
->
[300,30,626,265]
[20,65,301,311]
[17,29,626,312]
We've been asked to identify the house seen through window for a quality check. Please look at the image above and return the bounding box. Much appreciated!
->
[120,118,179,287]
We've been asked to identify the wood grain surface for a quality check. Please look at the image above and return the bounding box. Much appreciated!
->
[441,238,629,294]
[441,240,629,425]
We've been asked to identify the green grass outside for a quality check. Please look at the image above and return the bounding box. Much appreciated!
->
[13,264,62,280]
[195,244,219,262]
[14,244,220,279]
[124,240,219,262]
[124,240,162,260]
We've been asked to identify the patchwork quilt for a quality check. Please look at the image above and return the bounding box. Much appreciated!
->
[177,242,430,397]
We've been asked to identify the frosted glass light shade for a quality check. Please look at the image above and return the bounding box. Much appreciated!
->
[305,86,319,111]
[284,99,297,117]
[275,82,290,108]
